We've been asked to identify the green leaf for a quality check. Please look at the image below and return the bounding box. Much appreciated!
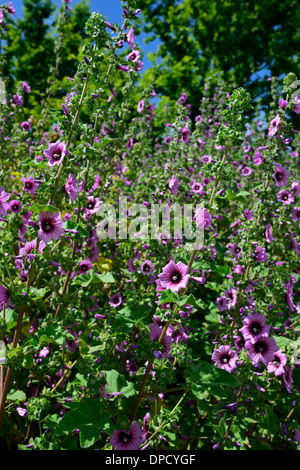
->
[158,289,179,305]
[7,390,27,401]
[73,270,115,286]
[187,361,241,400]
[30,204,60,214]
[177,293,206,310]
[102,369,136,398]
[98,272,115,283]
[54,399,114,448]
[63,220,90,238]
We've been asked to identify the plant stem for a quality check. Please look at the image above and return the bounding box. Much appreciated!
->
[140,385,191,448]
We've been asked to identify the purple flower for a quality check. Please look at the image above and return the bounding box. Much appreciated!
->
[9,200,22,213]
[158,260,190,292]
[109,293,122,308]
[149,322,172,353]
[234,336,245,351]
[137,100,145,113]
[191,181,204,194]
[279,98,288,109]
[268,114,281,138]
[277,189,294,205]
[21,81,31,94]
[273,163,290,187]
[181,127,190,143]
[216,296,228,311]
[0,188,11,216]
[244,208,253,220]
[265,223,274,244]
[283,366,294,393]
[62,103,70,116]
[239,313,270,342]
[241,166,253,176]
[110,422,143,450]
[229,243,242,258]
[294,429,300,444]
[0,284,10,306]
[212,345,238,373]
[8,2,16,15]
[16,407,28,418]
[245,336,279,365]
[291,207,300,224]
[267,350,287,376]
[253,245,268,263]
[21,177,39,194]
[38,212,65,243]
[78,259,93,274]
[65,174,79,202]
[21,121,31,131]
[293,95,300,114]
[83,196,101,220]
[224,287,237,309]
[253,151,264,165]
[201,154,212,164]
[141,259,155,275]
[195,208,212,228]
[19,238,46,261]
[168,175,180,196]
[13,94,23,106]
[43,141,70,167]
[127,26,135,49]
[126,50,140,63]
[104,21,115,31]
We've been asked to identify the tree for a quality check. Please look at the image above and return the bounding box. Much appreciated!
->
[2,0,91,110]
[137,0,300,116]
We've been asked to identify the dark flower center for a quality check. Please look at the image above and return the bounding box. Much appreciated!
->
[25,182,32,189]
[143,264,150,272]
[235,247,241,253]
[254,341,267,354]
[221,354,230,364]
[282,194,288,201]
[42,220,53,233]
[87,201,95,210]
[194,185,200,190]
[119,431,131,444]
[238,339,244,348]
[171,272,182,283]
[275,172,283,181]
[52,151,62,161]
[81,264,88,272]
[273,357,280,366]
[250,323,261,335]
[12,204,19,211]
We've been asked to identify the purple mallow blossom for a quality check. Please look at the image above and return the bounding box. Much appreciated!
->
[273,163,290,187]
[110,422,143,450]
[239,313,270,342]
[38,212,65,243]
[212,345,238,373]
[245,336,279,365]
[158,260,190,292]
[43,141,70,167]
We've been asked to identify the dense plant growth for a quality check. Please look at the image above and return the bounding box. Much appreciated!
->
[0,0,299,451]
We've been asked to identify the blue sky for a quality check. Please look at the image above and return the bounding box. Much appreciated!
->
[10,0,159,70]
[12,0,124,24]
